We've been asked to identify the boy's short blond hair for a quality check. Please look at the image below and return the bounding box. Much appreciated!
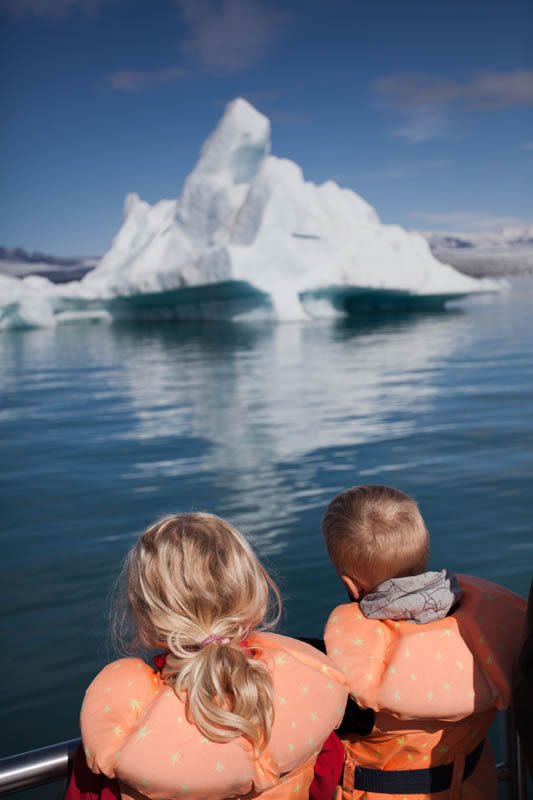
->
[322,485,429,591]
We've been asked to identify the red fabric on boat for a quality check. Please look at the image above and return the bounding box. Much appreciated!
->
[64,745,120,800]
[308,731,345,800]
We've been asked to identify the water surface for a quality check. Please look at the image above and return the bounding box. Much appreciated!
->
[1,279,532,765]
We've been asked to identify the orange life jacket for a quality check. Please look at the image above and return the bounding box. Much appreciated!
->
[80,632,348,800]
[324,575,526,800]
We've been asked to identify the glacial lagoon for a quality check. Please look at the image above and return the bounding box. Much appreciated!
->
[1,278,532,765]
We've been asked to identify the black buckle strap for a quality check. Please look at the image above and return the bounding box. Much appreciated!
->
[351,739,484,795]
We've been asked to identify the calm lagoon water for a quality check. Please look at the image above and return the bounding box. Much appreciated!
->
[1,278,532,766]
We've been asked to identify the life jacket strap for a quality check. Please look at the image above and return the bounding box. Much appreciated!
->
[349,739,484,795]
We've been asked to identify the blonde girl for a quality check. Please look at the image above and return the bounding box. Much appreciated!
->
[79,513,347,800]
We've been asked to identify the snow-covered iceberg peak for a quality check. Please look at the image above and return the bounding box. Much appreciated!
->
[187,97,270,181]
[176,98,270,247]
[81,98,270,298]
[1,97,497,329]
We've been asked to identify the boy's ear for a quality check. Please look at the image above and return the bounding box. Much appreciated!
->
[340,574,361,600]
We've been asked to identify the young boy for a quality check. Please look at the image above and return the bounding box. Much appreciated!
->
[322,485,527,800]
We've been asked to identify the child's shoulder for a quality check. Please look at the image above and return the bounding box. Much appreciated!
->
[457,572,526,601]
[81,658,165,779]
[250,631,348,697]
[85,657,157,695]
[82,657,163,726]
[454,573,527,627]
[252,631,345,671]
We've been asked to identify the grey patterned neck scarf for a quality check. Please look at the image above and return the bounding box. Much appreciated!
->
[359,569,462,624]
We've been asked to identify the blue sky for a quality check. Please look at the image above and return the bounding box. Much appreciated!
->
[1,0,532,255]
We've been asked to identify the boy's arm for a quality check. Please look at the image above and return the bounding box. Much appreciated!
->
[297,637,375,736]
[337,697,375,737]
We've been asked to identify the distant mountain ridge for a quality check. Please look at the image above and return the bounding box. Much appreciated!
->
[425,226,533,250]
[0,246,95,267]
[422,227,533,277]
[0,246,99,282]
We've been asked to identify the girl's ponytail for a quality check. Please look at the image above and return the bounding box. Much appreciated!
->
[165,637,275,750]
[115,513,281,752]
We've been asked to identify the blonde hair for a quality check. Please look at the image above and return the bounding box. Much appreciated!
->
[322,485,429,591]
[116,512,281,752]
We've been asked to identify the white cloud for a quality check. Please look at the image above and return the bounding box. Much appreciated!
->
[372,70,533,143]
[176,0,286,73]
[523,142,533,151]
[0,0,101,15]
[391,107,451,144]
[410,210,532,233]
[373,74,459,110]
[107,67,184,92]
[465,71,533,110]
[373,70,533,112]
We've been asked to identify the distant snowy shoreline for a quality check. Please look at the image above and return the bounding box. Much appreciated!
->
[3,236,532,285]
[0,247,98,283]
[421,229,533,278]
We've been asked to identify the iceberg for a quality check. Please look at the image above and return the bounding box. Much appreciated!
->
[0,98,496,329]
[0,274,57,329]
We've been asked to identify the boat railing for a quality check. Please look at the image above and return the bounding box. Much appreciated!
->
[0,737,79,798]
[0,710,529,798]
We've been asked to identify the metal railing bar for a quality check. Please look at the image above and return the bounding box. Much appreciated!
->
[496,762,511,781]
[0,738,79,797]
[508,703,529,800]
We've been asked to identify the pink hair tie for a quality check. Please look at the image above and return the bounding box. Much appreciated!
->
[199,634,230,648]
